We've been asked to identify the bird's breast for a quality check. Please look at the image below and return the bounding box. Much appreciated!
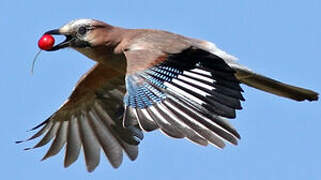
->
[74,46,127,74]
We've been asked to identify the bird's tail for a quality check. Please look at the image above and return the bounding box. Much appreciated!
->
[234,69,318,102]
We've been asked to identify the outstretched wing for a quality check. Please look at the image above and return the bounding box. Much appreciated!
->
[17,63,143,172]
[123,46,244,148]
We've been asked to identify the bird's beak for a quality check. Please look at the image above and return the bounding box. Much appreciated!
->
[44,29,73,51]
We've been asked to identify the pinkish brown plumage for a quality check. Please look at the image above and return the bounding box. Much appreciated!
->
[18,18,318,172]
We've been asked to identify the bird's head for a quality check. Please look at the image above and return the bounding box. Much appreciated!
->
[42,18,127,67]
[45,19,112,51]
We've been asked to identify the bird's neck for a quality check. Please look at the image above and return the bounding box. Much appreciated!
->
[75,26,130,74]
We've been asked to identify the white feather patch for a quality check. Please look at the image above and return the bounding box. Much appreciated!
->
[177,74,214,91]
[164,82,204,105]
[201,41,238,61]
[183,71,214,83]
[190,68,212,76]
[171,79,210,97]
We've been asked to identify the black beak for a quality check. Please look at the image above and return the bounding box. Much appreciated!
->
[44,29,73,51]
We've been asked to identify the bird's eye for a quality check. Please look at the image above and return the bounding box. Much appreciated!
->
[78,26,88,35]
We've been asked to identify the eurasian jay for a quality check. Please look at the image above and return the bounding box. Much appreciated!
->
[18,19,318,172]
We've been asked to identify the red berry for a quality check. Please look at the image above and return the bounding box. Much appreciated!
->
[38,34,55,50]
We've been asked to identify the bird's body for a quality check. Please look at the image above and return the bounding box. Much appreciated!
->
[18,19,318,172]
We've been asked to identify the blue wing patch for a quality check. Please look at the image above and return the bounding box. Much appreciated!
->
[124,65,183,108]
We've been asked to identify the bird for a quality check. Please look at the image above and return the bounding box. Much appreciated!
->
[18,19,318,172]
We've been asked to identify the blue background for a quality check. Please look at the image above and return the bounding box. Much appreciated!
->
[2,0,320,179]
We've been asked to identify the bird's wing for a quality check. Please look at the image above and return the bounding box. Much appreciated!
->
[123,43,244,148]
[18,63,143,172]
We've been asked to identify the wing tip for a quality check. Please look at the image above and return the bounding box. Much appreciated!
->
[15,140,24,144]
[86,164,99,173]
[27,117,51,132]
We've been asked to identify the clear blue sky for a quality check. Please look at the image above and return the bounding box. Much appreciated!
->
[2,0,320,179]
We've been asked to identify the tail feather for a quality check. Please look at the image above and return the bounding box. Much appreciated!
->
[235,69,318,102]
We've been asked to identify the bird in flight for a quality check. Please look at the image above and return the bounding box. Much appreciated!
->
[18,19,318,172]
